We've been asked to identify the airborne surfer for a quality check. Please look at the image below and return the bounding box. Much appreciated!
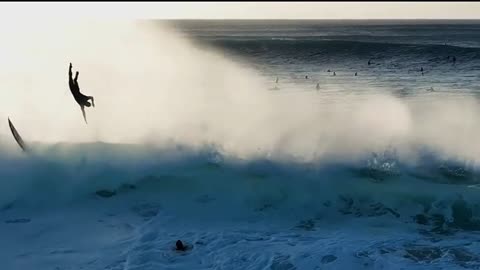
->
[68,63,95,124]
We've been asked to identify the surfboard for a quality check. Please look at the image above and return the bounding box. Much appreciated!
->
[8,118,28,152]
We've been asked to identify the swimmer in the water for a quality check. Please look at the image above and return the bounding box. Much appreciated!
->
[355,72,357,76]
[176,240,186,251]
[316,83,320,90]
[175,240,192,251]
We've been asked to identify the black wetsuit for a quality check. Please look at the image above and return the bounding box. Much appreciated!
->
[69,69,92,106]
[68,63,94,123]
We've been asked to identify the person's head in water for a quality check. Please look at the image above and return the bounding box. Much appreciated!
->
[176,240,186,251]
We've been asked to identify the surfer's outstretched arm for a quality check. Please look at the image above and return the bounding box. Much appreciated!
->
[69,63,75,87]
[80,106,88,124]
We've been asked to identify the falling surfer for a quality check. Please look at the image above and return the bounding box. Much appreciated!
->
[68,63,95,124]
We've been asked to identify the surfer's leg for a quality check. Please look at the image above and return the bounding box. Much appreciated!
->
[81,106,88,124]
[89,96,95,107]
[74,71,79,83]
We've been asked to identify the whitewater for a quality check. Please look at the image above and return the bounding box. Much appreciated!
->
[1,20,480,269]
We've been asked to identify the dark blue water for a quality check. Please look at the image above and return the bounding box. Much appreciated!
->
[170,20,480,96]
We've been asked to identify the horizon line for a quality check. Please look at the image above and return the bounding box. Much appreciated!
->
[160,18,480,21]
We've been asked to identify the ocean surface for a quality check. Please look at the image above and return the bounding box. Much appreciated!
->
[3,20,480,270]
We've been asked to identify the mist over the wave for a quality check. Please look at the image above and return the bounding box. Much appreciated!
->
[0,20,479,163]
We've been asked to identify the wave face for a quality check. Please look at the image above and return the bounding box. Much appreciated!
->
[3,142,480,270]
[3,141,480,221]
[3,20,480,270]
[0,143,480,269]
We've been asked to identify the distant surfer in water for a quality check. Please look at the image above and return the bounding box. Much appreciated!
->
[316,83,320,90]
[176,240,186,251]
[68,63,95,124]
[175,240,192,252]
[355,72,358,76]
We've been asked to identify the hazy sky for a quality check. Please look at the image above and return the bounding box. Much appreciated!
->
[0,2,480,20]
